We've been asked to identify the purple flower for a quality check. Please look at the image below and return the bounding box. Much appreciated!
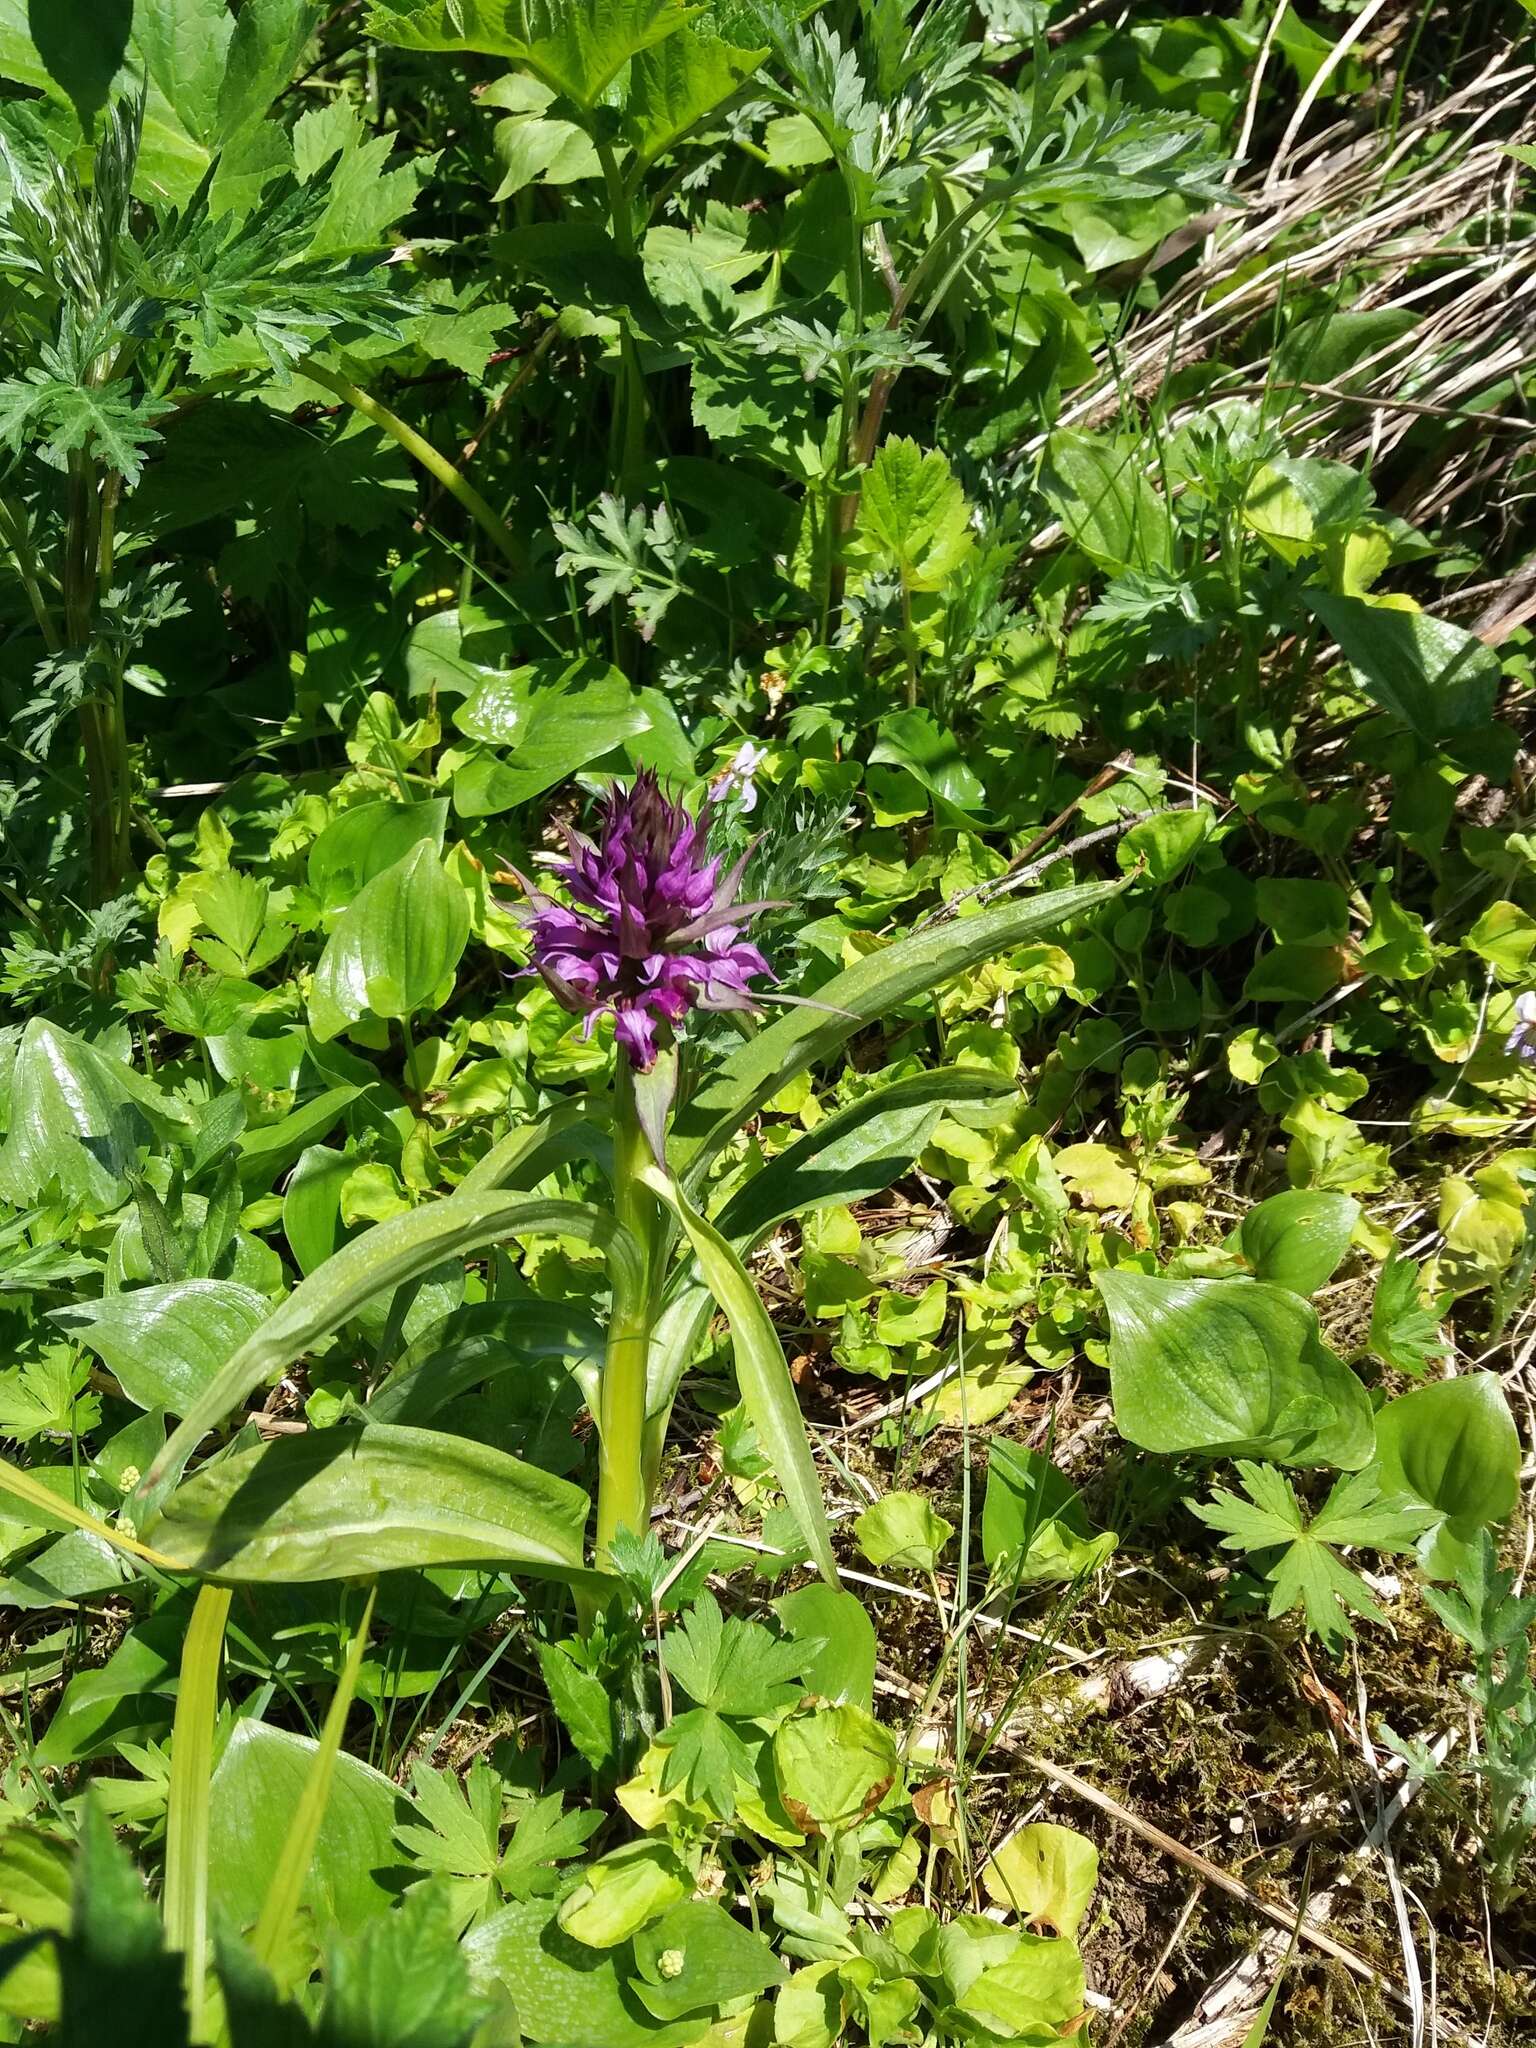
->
[519,769,775,1070]
[1507,991,1536,1065]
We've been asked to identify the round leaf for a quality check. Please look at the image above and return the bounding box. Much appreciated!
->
[773,1704,898,1837]
[981,1823,1099,1938]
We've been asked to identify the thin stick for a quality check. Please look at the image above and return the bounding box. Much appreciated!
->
[1009,1751,1415,2007]
[1220,378,1535,432]
[1264,0,1394,196]
[919,809,1155,929]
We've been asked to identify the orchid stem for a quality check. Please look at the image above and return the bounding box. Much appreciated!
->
[594,1062,661,1574]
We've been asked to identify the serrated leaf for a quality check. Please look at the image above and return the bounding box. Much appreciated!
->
[850,436,974,593]
[365,0,691,108]
[1193,1463,1431,1651]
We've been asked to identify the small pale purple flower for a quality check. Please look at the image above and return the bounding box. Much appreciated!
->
[1507,990,1536,1064]
[710,740,767,815]
[520,769,775,1070]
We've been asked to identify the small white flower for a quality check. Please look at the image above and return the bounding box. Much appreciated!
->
[709,740,767,815]
[1507,990,1536,1064]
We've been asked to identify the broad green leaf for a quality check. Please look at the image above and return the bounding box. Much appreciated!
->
[774,1705,898,1836]
[1306,590,1501,744]
[0,1019,189,1212]
[981,1441,1117,1586]
[670,880,1121,1188]
[954,1927,1086,2036]
[1117,808,1211,883]
[208,1720,408,1940]
[1241,457,1370,563]
[712,1067,1010,1248]
[53,1281,270,1417]
[365,0,691,108]
[1373,1373,1520,1580]
[306,799,448,914]
[557,1840,689,1948]
[1096,1271,1375,1469]
[773,1585,876,1711]
[0,1825,70,2019]
[849,437,973,593]
[869,710,984,812]
[216,0,319,141]
[1465,899,1536,980]
[308,841,470,1040]
[644,1167,836,1584]
[981,1823,1098,1938]
[146,1421,591,1583]
[464,1899,704,2048]
[451,667,650,816]
[1232,1190,1360,1296]
[132,0,234,145]
[137,1191,637,1514]
[236,1086,361,1195]
[17,0,129,133]
[854,1492,953,1573]
[282,1143,355,1276]
[630,1898,782,2021]
[1254,877,1349,946]
[625,25,766,169]
[1273,309,1418,388]
[1040,428,1173,574]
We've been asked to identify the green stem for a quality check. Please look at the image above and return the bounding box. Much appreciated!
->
[594,142,647,494]
[594,1063,661,1567]
[298,359,525,574]
[0,498,61,652]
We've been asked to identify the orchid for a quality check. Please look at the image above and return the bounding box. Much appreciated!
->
[520,770,774,1071]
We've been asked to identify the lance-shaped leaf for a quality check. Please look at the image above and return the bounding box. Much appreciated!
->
[642,1166,835,1584]
[308,840,470,1042]
[137,1193,640,1516]
[144,1422,591,1584]
[712,1066,1010,1248]
[369,1298,605,1426]
[669,878,1120,1190]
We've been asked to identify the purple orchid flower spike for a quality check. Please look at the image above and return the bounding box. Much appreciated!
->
[517,769,778,1071]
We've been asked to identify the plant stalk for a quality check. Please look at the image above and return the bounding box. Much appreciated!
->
[298,358,525,574]
[594,1062,661,1568]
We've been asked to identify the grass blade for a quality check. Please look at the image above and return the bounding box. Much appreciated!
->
[250,1583,378,1988]
[164,1583,232,2040]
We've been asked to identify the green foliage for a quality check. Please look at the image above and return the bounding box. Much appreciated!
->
[1191,1463,1433,1652]
[0,0,1531,2023]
